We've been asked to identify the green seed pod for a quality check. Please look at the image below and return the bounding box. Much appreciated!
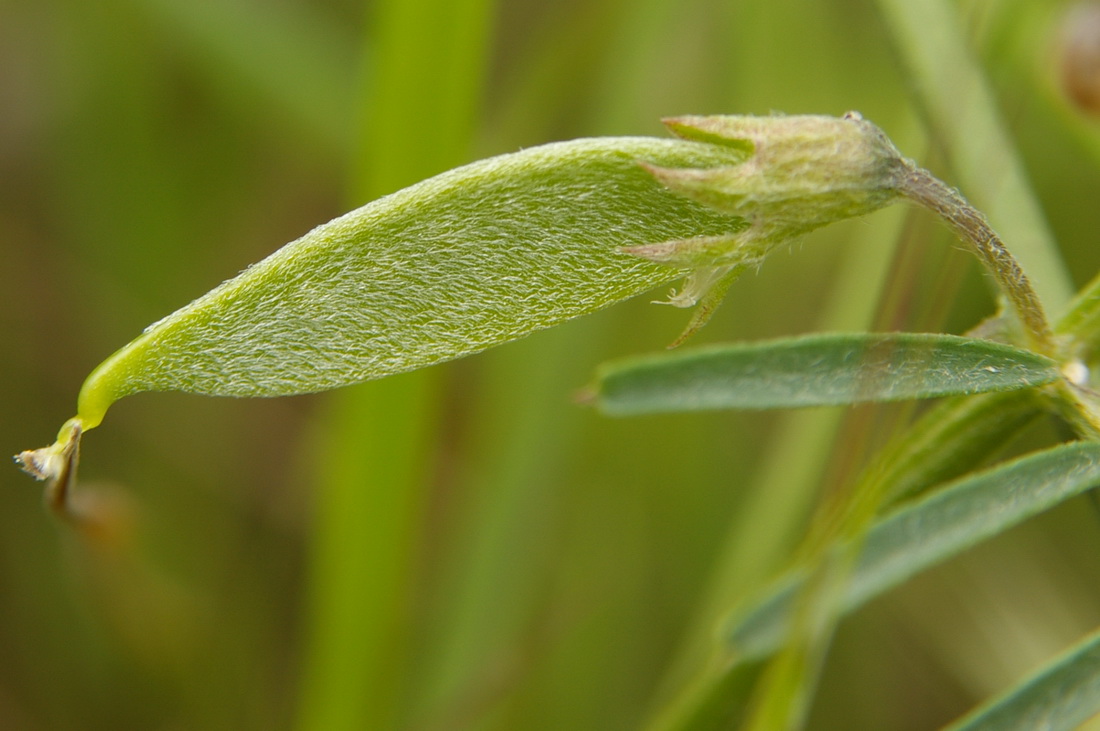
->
[56,137,753,434]
[22,113,1000,497]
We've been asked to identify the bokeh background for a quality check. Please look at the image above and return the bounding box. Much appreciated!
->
[5,0,1100,729]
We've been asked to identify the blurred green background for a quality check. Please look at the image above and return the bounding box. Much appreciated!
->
[5,0,1100,728]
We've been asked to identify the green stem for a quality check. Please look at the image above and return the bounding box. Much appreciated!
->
[898,166,1055,355]
[873,0,1073,314]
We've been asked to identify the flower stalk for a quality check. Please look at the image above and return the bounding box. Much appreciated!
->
[897,166,1056,355]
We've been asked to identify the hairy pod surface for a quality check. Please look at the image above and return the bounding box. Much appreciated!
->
[75,137,750,427]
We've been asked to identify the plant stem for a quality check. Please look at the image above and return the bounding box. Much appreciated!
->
[899,166,1055,355]
[873,0,1073,314]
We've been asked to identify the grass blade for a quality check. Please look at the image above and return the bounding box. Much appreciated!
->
[593,333,1058,415]
[945,627,1100,731]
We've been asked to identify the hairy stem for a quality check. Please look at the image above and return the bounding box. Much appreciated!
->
[899,166,1055,355]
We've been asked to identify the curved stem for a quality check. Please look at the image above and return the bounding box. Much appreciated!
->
[899,166,1055,355]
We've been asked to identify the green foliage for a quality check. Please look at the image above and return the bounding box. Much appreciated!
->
[8,1,1100,731]
[593,333,1058,414]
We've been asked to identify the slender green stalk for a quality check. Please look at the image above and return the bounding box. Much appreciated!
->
[898,167,1054,354]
